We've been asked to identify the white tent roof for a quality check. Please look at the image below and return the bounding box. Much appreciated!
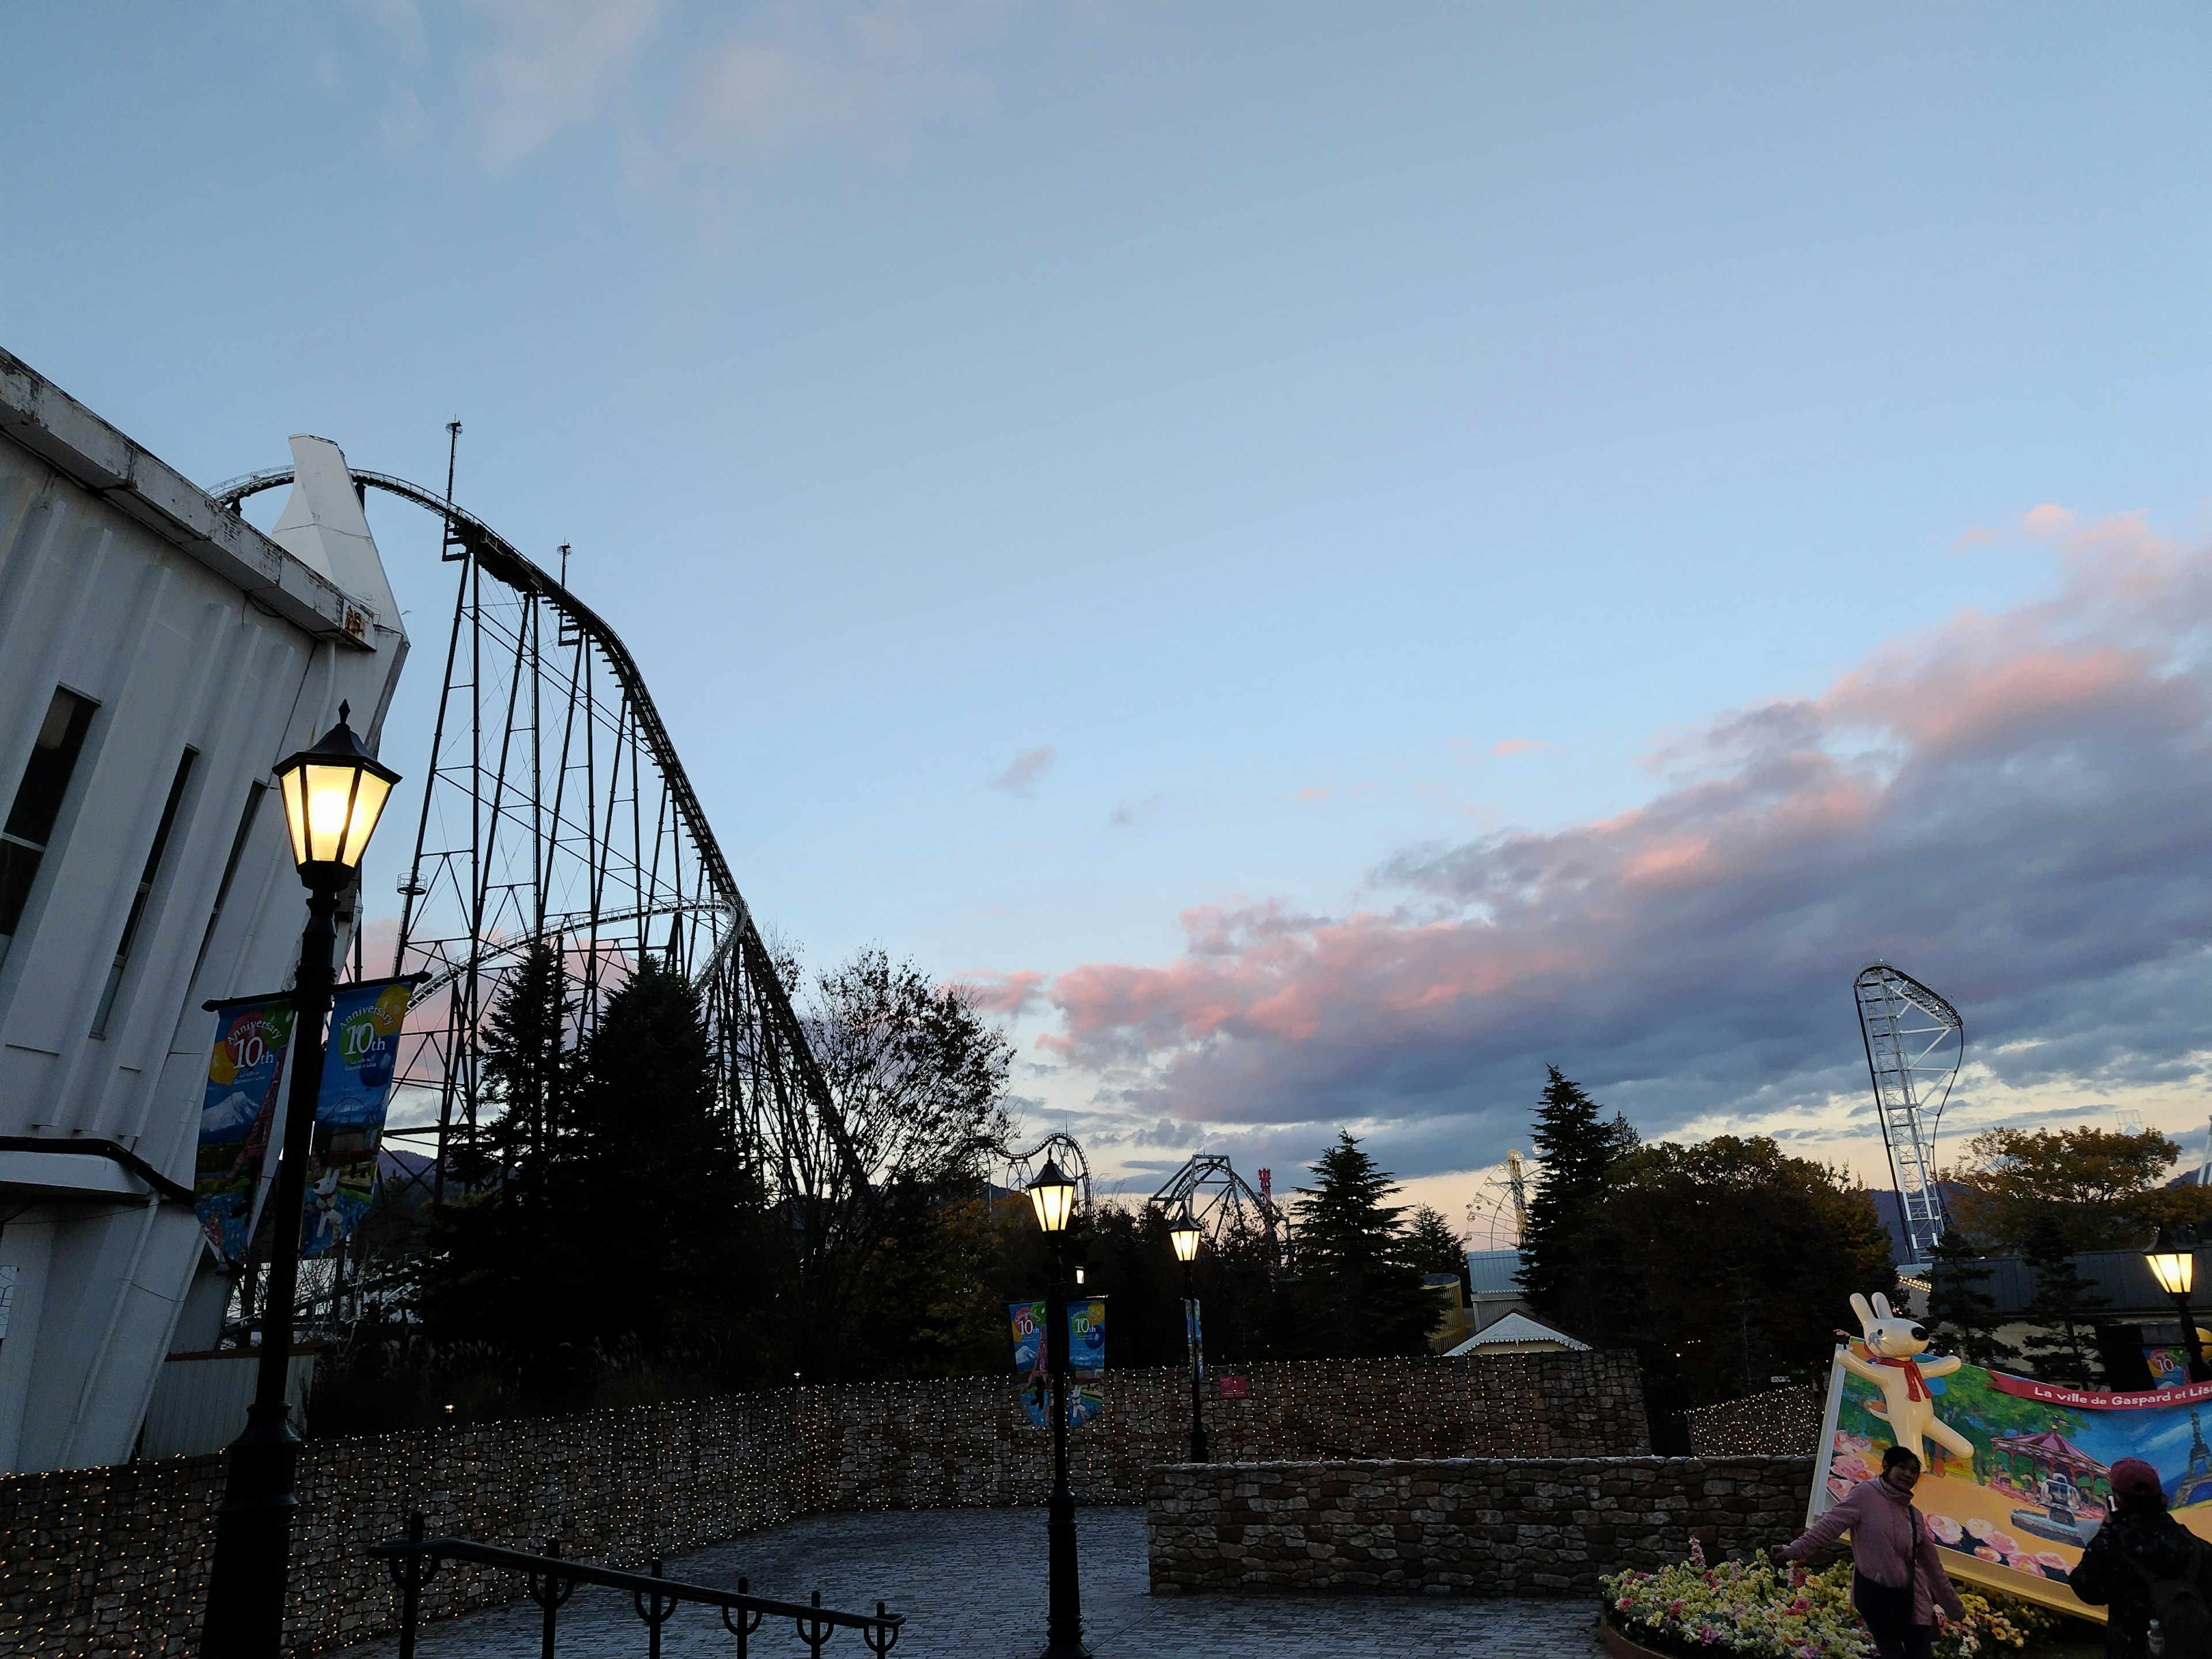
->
[1444,1312,1590,1355]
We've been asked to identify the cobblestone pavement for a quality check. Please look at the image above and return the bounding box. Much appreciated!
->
[335,1506,1609,1659]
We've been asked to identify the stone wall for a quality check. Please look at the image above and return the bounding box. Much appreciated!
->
[1146,1456,1816,1597]
[0,1350,1647,1657]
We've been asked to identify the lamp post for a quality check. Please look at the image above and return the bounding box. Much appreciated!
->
[1026,1157,1086,1659]
[2146,1226,2210,1384]
[202,703,397,1658]
[1168,1206,1210,1463]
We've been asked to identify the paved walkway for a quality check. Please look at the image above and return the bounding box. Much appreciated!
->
[338,1507,1608,1659]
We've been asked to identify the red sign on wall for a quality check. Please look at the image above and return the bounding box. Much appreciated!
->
[1216,1373,1249,1400]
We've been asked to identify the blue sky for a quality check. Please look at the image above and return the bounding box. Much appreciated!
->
[5,3,2210,1218]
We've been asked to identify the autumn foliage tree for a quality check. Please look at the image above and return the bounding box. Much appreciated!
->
[1947,1126,2212,1253]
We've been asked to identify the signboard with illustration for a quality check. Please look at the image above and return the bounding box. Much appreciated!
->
[299,978,413,1258]
[1813,1291,2212,1622]
[2143,1332,2212,1389]
[195,998,297,1263]
[1009,1297,1108,1428]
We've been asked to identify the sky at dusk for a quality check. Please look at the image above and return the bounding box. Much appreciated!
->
[5,4,2210,1230]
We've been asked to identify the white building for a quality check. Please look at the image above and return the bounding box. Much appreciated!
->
[0,347,406,1471]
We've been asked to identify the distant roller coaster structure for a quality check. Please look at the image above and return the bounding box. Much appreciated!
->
[213,454,844,1212]
[1147,1153,1290,1264]
[1853,961,1965,1266]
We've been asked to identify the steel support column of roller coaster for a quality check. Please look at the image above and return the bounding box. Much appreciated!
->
[213,465,871,1222]
[1853,961,1965,1267]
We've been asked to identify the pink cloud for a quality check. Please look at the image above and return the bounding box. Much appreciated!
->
[959,969,1047,1018]
[1022,513,2212,1157]
[1491,737,1546,757]
[1294,786,1331,802]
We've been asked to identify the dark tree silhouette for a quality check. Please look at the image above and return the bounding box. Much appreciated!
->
[1290,1131,1437,1358]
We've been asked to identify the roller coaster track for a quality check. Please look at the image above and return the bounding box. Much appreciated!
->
[213,465,866,1205]
[1853,961,1963,1267]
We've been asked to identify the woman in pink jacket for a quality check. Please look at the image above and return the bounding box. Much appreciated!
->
[1777,1444,1967,1659]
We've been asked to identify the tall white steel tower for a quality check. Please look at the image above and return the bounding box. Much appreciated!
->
[1853,962,1964,1267]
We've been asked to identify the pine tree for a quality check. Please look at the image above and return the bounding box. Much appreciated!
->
[2019,1211,2109,1385]
[479,941,575,1191]
[1926,1228,2019,1370]
[1517,1066,1637,1336]
[567,957,757,1358]
[1403,1205,1471,1298]
[1291,1131,1439,1357]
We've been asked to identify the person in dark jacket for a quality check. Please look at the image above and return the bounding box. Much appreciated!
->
[2070,1456,2208,1658]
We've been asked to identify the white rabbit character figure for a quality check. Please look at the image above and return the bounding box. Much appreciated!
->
[1842,1290,1974,1469]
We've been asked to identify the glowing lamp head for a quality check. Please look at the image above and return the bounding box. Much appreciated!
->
[1027,1157,1078,1235]
[274,702,400,878]
[1169,1207,1203,1263]
[2147,1225,2199,1298]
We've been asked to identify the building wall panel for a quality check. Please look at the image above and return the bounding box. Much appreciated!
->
[0,346,407,1472]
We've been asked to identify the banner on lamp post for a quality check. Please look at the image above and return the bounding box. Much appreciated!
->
[1183,1297,1204,1380]
[299,977,414,1259]
[194,997,298,1264]
[1008,1297,1108,1428]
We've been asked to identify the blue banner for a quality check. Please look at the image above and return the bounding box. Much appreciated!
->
[1009,1297,1108,1428]
[299,978,411,1258]
[195,998,297,1264]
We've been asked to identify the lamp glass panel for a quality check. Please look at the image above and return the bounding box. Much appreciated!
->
[1029,1178,1075,1234]
[281,769,311,867]
[340,771,392,866]
[1171,1224,1202,1263]
[2150,1252,2196,1297]
[301,762,361,863]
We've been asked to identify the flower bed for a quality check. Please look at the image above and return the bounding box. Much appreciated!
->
[1601,1543,2051,1658]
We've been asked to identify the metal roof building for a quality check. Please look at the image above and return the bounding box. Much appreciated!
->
[0,347,406,1471]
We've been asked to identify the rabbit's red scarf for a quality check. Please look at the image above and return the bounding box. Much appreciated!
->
[1873,1355,1930,1402]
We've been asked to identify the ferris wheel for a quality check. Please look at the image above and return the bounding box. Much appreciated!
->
[1463,1149,1532,1252]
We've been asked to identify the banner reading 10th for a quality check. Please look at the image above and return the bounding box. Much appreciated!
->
[1009,1298,1107,1428]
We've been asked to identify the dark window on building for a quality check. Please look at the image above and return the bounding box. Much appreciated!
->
[0,687,98,965]
[191,781,266,982]
[92,748,196,1038]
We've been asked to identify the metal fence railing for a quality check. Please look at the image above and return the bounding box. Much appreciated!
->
[369,1516,904,1659]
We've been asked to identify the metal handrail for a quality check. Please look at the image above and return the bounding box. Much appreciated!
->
[370,1514,903,1659]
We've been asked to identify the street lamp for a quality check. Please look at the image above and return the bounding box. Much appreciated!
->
[1168,1206,1210,1463]
[1026,1157,1087,1659]
[202,704,398,1658]
[2146,1225,2210,1384]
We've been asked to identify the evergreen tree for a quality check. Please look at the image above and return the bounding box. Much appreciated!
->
[1291,1131,1439,1357]
[1517,1066,1637,1337]
[2019,1211,2109,1385]
[416,946,577,1363]
[479,941,575,1189]
[1403,1205,1471,1298]
[1926,1228,2019,1371]
[567,957,764,1360]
